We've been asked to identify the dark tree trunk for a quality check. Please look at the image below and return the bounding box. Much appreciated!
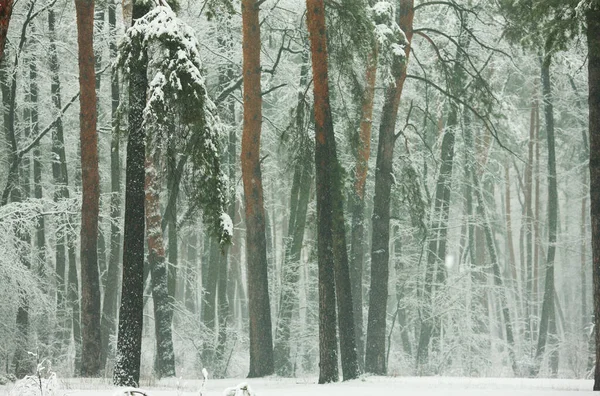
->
[590,7,600,389]
[306,0,338,383]
[365,0,412,375]
[241,0,274,378]
[100,0,121,370]
[113,0,150,386]
[166,143,178,300]
[201,237,220,362]
[273,51,312,377]
[535,53,559,377]
[48,6,71,355]
[306,0,359,382]
[145,155,176,379]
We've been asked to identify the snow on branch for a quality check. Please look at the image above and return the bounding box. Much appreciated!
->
[118,5,231,244]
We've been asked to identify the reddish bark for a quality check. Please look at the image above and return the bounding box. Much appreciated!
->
[75,0,102,377]
[0,0,13,61]
[241,0,274,378]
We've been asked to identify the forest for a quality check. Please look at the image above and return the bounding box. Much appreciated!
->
[0,0,599,392]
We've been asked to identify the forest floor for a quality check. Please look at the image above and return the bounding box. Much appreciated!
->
[0,375,596,396]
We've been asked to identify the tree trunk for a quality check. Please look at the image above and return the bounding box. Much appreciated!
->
[113,0,150,386]
[241,0,274,378]
[534,53,558,377]
[306,0,338,383]
[589,4,600,388]
[100,0,121,370]
[145,155,176,379]
[306,0,360,382]
[365,0,413,375]
[349,46,377,371]
[75,0,102,376]
[273,51,312,377]
[0,0,14,60]
[47,6,71,356]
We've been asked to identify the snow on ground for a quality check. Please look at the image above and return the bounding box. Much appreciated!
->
[0,376,596,396]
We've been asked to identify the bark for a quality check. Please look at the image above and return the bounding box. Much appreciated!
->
[590,6,600,390]
[349,46,377,371]
[100,0,121,369]
[145,155,176,379]
[166,142,178,300]
[0,0,13,60]
[113,0,150,386]
[273,52,312,377]
[75,0,102,376]
[306,0,360,381]
[523,93,535,337]
[365,0,413,375]
[505,163,517,286]
[306,0,338,383]
[216,67,236,374]
[201,237,220,362]
[534,53,558,377]
[241,0,274,378]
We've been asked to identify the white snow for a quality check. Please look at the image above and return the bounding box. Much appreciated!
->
[2,376,595,396]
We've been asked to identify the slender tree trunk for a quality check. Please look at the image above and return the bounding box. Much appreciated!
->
[48,6,71,355]
[113,0,150,386]
[100,0,121,370]
[350,45,377,371]
[202,237,220,362]
[589,5,600,390]
[241,0,274,377]
[274,52,312,377]
[535,53,558,377]
[145,155,176,379]
[75,0,102,376]
[365,0,413,375]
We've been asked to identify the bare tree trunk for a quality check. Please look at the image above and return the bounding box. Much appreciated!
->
[365,0,413,375]
[145,155,176,379]
[100,0,121,370]
[113,0,150,386]
[274,51,312,377]
[534,52,558,378]
[588,5,600,391]
[350,46,378,370]
[75,0,102,376]
[241,0,274,377]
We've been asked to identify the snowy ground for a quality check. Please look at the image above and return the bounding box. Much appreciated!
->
[0,376,596,396]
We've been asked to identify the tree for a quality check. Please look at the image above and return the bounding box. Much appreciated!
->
[75,0,102,376]
[588,2,600,391]
[365,0,412,375]
[113,0,151,386]
[306,0,360,382]
[115,4,231,384]
[100,0,122,369]
[241,0,275,378]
